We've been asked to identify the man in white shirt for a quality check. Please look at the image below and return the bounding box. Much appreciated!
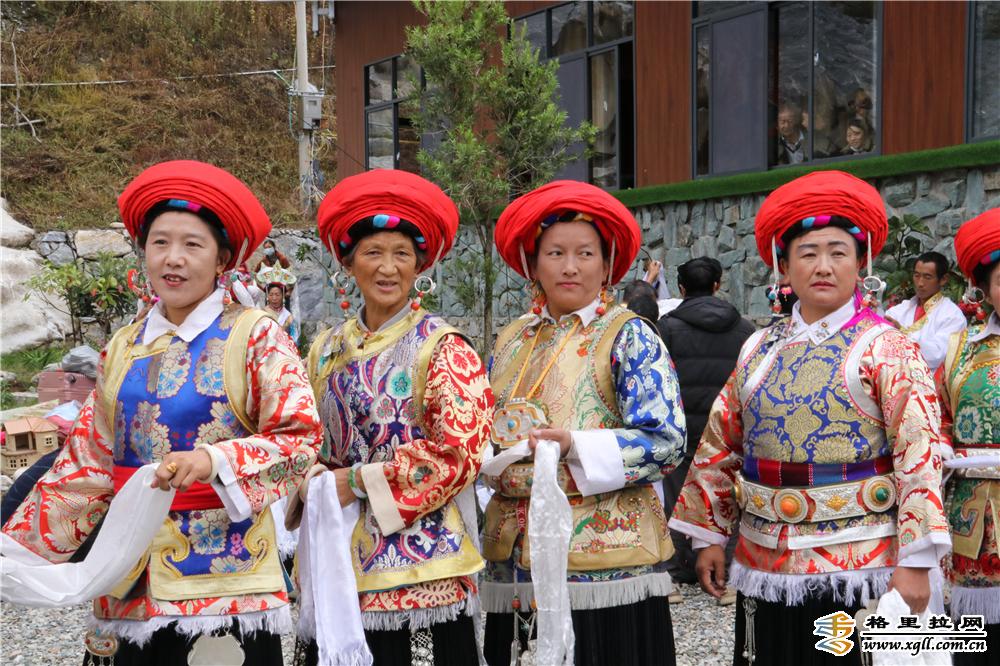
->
[885,251,967,370]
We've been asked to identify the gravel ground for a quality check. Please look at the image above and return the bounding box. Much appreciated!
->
[1,585,734,665]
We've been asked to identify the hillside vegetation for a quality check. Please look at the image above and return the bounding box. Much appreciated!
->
[1,1,336,231]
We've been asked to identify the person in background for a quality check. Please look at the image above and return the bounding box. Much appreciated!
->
[841,117,874,155]
[622,279,660,326]
[885,250,967,370]
[656,257,755,606]
[642,259,683,318]
[253,238,291,273]
[776,102,808,165]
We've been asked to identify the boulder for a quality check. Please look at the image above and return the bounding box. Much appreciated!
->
[0,246,72,352]
[0,200,35,248]
[74,229,132,259]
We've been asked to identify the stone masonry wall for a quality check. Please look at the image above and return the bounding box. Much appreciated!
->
[2,165,997,352]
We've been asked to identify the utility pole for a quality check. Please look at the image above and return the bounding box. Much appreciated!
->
[294,0,312,212]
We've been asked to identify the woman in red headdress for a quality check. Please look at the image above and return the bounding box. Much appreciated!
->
[482,180,687,666]
[2,161,323,665]
[671,171,951,665]
[936,208,1000,665]
[289,169,494,666]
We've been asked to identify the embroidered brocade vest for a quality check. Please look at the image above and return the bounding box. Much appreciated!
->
[101,305,284,601]
[483,305,672,571]
[309,309,482,593]
[736,316,895,546]
[943,328,1000,562]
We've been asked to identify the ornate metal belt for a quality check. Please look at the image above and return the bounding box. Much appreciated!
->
[734,473,896,524]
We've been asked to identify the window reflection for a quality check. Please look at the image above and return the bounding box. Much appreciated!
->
[366,107,394,170]
[594,1,633,44]
[395,55,420,99]
[970,0,1000,139]
[367,59,392,106]
[590,50,617,188]
[515,13,546,54]
[695,26,710,176]
[771,2,810,166]
[551,2,587,56]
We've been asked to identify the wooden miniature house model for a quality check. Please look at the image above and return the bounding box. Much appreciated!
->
[1,417,59,475]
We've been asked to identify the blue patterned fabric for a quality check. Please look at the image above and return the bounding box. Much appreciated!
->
[113,315,259,578]
[609,319,687,483]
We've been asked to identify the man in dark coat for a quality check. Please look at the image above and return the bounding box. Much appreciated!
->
[656,257,755,601]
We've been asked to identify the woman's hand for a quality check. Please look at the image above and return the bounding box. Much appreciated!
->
[695,545,728,599]
[528,428,573,457]
[333,467,365,508]
[888,566,931,613]
[152,449,213,491]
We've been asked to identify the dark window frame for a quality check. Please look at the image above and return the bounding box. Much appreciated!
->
[513,1,636,190]
[691,1,884,179]
[965,0,1000,143]
[363,54,424,171]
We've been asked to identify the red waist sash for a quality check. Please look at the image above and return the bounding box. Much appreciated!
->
[113,465,224,511]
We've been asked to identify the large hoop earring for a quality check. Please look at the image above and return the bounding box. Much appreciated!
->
[963,283,987,322]
[861,275,885,309]
[411,275,436,311]
[331,271,352,311]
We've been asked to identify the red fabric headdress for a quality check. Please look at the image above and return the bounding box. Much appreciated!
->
[494,180,641,285]
[955,208,1000,279]
[118,160,271,271]
[755,170,887,270]
[316,169,459,272]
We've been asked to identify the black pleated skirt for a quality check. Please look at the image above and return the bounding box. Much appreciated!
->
[294,613,478,666]
[733,591,866,666]
[82,625,283,666]
[484,595,676,666]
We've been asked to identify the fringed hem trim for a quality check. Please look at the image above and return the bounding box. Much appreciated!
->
[276,532,298,559]
[360,598,474,632]
[87,605,293,648]
[949,585,1000,623]
[729,561,891,607]
[480,572,674,613]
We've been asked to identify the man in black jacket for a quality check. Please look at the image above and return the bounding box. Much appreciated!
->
[656,257,755,601]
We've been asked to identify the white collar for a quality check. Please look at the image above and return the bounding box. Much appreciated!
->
[969,312,1000,343]
[357,301,413,333]
[789,298,857,344]
[529,296,602,328]
[142,288,225,345]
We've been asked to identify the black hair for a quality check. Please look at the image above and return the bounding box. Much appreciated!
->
[536,214,610,261]
[139,201,233,258]
[266,282,285,293]
[972,259,999,293]
[626,294,659,325]
[678,257,722,297]
[780,216,865,260]
[622,280,656,304]
[341,232,427,270]
[914,251,949,279]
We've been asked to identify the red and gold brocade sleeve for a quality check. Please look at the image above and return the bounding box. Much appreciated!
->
[361,334,494,534]
[863,329,950,560]
[668,369,745,546]
[209,316,322,514]
[933,361,956,458]
[2,352,114,562]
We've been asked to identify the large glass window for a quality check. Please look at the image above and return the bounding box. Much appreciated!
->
[514,1,635,189]
[364,54,421,172]
[693,1,880,177]
[967,0,1000,141]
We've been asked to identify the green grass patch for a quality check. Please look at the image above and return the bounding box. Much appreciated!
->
[0,345,70,391]
[615,141,1000,208]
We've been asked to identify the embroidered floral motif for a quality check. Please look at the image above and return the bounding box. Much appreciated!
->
[189,510,229,555]
[955,406,983,442]
[129,401,171,462]
[194,338,227,397]
[197,401,241,444]
[209,555,254,574]
[156,342,191,398]
[113,402,127,459]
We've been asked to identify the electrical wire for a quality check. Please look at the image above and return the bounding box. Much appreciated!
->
[0,64,336,88]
